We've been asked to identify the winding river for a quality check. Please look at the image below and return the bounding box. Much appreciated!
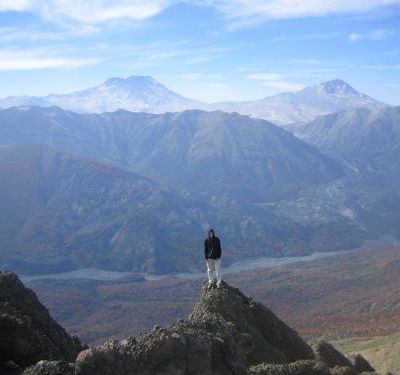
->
[21,250,348,283]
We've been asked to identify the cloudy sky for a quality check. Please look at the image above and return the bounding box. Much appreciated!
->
[0,0,399,103]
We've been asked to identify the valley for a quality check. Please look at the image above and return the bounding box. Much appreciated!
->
[23,246,400,373]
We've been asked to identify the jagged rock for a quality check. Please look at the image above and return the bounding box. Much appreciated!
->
[248,359,329,374]
[349,353,375,372]
[23,361,75,375]
[5,276,363,375]
[0,272,84,369]
[189,281,315,365]
[69,317,248,375]
[329,366,357,375]
[0,359,22,375]
[315,341,353,369]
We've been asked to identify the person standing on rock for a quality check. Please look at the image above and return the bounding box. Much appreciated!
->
[204,228,222,288]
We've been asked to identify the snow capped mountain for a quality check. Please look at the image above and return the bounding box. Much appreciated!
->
[211,79,385,126]
[0,76,385,125]
[45,75,203,113]
[306,78,359,95]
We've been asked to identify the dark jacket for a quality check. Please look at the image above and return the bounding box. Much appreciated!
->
[204,236,222,260]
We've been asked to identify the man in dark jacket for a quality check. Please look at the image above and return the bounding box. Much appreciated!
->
[204,228,222,288]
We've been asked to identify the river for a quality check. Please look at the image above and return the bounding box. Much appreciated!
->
[21,250,348,283]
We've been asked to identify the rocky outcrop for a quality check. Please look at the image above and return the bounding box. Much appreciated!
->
[189,281,315,365]
[23,361,75,375]
[315,341,353,369]
[349,353,375,373]
[0,272,83,371]
[2,274,386,375]
[74,318,247,375]
[329,366,357,375]
[248,359,328,374]
[315,342,381,375]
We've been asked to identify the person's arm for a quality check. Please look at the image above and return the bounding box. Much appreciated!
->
[204,239,208,259]
[216,238,222,259]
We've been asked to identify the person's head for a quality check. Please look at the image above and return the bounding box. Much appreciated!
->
[208,228,215,238]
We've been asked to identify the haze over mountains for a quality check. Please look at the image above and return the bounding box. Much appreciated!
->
[0,74,399,275]
[0,76,385,125]
[291,105,400,177]
[0,98,399,275]
[0,108,349,274]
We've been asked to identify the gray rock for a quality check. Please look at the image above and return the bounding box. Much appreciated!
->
[349,353,375,373]
[315,341,353,369]
[248,359,329,375]
[0,272,83,370]
[190,281,315,366]
[23,361,76,375]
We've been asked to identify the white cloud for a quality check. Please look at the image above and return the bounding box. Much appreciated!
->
[0,49,99,70]
[2,0,399,26]
[0,0,176,24]
[200,0,400,20]
[349,29,392,42]
[0,0,32,12]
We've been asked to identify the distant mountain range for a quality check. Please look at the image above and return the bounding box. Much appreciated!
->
[0,144,205,274]
[210,79,384,125]
[1,105,400,274]
[0,74,398,275]
[0,107,343,200]
[291,105,400,177]
[0,76,385,125]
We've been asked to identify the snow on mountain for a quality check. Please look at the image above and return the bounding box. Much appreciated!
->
[44,75,203,113]
[0,77,385,125]
[210,79,385,126]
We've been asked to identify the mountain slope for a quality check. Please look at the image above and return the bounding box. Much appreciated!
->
[0,77,385,125]
[211,79,384,125]
[292,105,400,176]
[1,143,350,275]
[0,76,201,114]
[0,108,363,273]
[0,144,208,274]
[0,271,83,372]
[0,106,344,201]
[2,106,400,273]
[46,75,203,113]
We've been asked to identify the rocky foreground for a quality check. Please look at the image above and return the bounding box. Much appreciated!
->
[0,271,391,374]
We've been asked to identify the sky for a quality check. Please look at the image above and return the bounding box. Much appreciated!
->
[0,0,399,104]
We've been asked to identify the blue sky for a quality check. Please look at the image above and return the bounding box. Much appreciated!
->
[0,1,399,104]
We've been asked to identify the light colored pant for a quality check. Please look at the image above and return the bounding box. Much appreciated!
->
[206,258,222,285]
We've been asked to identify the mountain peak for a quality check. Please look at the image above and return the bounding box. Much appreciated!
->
[189,281,315,364]
[310,79,359,96]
